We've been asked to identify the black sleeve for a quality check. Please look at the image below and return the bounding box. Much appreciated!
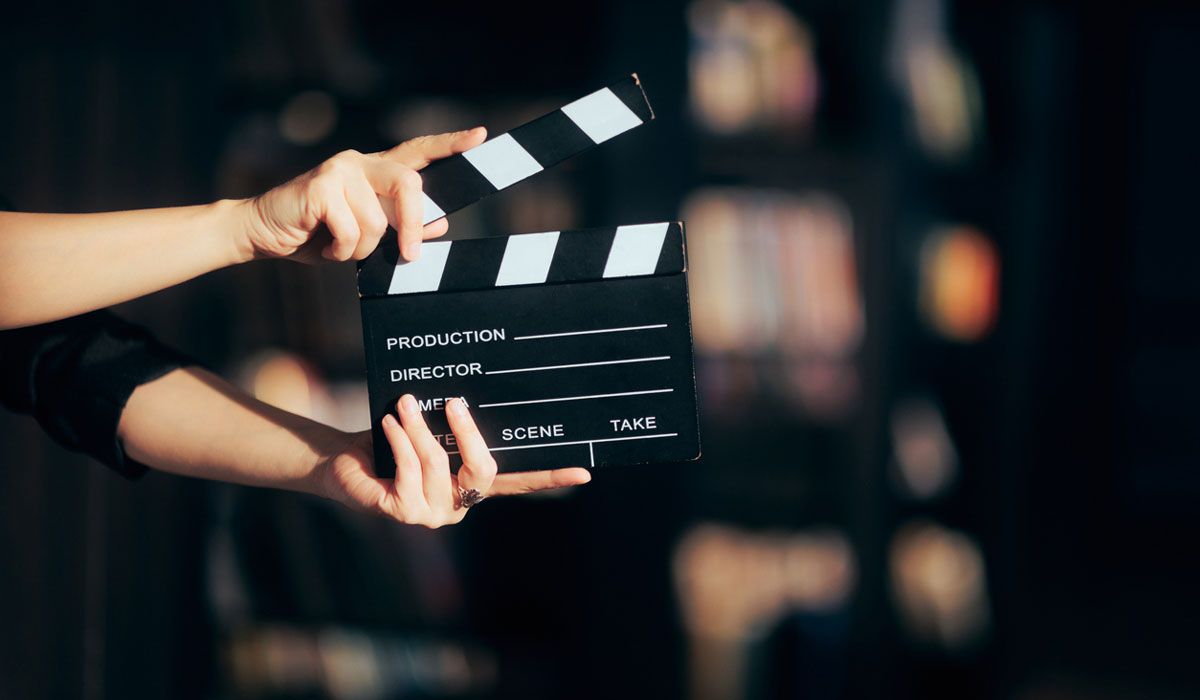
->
[0,311,194,479]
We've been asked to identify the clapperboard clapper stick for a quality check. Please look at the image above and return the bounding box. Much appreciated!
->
[358,75,701,475]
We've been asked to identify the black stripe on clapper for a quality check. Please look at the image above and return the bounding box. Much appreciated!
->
[610,75,656,121]
[356,232,401,296]
[437,235,507,291]
[545,226,618,283]
[656,221,687,274]
[509,110,595,167]
[418,151,496,216]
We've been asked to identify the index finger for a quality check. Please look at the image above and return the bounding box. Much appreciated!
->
[382,127,488,170]
[361,159,427,261]
[446,398,498,498]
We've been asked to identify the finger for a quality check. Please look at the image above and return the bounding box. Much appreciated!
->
[380,413,427,513]
[313,180,361,261]
[344,176,389,261]
[382,127,488,170]
[362,159,424,261]
[394,168,424,262]
[422,218,449,240]
[446,398,498,501]
[490,468,592,496]
[397,394,453,512]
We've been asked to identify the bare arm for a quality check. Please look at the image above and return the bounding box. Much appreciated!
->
[0,128,487,330]
[118,367,591,526]
[0,202,250,330]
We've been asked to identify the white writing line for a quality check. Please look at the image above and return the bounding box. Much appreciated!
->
[485,356,670,375]
[447,432,679,455]
[477,388,673,408]
[588,442,595,467]
[513,324,668,341]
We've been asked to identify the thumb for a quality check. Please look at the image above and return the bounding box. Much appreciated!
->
[382,127,487,170]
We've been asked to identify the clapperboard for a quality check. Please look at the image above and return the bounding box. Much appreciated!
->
[358,74,700,474]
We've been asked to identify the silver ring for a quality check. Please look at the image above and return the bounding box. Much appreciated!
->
[458,487,484,509]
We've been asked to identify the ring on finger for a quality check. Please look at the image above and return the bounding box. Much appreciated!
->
[458,487,485,509]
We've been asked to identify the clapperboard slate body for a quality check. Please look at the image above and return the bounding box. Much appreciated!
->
[358,75,700,475]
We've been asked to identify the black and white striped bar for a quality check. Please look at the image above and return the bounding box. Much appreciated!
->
[372,73,654,230]
[358,222,684,298]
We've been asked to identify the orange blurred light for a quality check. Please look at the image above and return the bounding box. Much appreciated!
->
[919,226,1000,342]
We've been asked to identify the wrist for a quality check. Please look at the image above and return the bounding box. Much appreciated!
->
[212,197,260,266]
[294,423,353,501]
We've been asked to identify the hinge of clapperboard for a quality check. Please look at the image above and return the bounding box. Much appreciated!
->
[357,73,663,295]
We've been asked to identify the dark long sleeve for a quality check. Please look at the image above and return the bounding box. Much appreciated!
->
[0,311,193,478]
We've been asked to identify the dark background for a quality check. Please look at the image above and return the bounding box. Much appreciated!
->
[1,1,1198,699]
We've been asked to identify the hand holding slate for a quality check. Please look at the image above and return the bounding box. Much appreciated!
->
[317,395,591,527]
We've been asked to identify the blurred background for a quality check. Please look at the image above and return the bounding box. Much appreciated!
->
[2,1,1199,698]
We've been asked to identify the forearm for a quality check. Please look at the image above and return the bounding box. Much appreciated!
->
[117,366,340,497]
[0,200,254,329]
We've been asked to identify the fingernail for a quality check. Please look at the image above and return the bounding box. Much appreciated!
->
[382,414,398,428]
[448,397,468,417]
[404,243,421,261]
[400,394,419,414]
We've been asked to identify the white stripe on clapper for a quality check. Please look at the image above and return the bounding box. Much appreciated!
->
[387,241,453,294]
[603,223,670,278]
[495,231,560,286]
[561,87,643,144]
[461,133,544,190]
[421,192,446,225]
